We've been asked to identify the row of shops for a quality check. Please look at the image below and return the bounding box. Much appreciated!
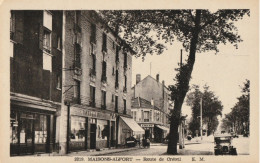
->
[10,94,145,156]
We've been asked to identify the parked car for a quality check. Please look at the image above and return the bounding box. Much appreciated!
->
[125,136,137,147]
[214,134,237,155]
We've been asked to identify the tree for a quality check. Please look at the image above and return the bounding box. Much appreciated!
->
[221,79,250,134]
[186,85,223,136]
[99,9,250,154]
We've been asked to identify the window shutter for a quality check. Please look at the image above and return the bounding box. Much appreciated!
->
[38,23,43,50]
[14,11,24,44]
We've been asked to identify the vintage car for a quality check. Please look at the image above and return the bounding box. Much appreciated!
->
[214,134,237,155]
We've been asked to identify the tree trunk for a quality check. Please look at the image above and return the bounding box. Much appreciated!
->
[167,10,201,155]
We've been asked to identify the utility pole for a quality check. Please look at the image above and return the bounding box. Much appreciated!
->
[200,98,203,140]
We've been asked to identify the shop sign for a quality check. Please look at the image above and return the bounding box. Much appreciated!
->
[71,108,116,121]
[140,124,154,128]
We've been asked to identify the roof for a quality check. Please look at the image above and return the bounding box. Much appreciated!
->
[120,116,145,135]
[132,75,169,90]
[131,97,160,110]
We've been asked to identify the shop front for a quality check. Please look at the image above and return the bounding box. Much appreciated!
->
[118,116,145,146]
[140,124,154,140]
[154,125,169,143]
[69,107,116,152]
[10,104,57,156]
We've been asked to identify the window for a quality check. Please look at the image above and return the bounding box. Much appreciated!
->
[123,99,126,114]
[115,45,119,63]
[10,11,15,40]
[43,30,51,53]
[43,10,52,30]
[57,36,61,50]
[43,52,52,71]
[101,91,106,109]
[101,61,107,82]
[124,75,127,92]
[74,80,81,104]
[74,43,81,68]
[124,52,127,68]
[144,111,149,122]
[102,33,107,52]
[34,114,48,144]
[70,116,85,142]
[10,110,18,144]
[90,23,96,43]
[90,86,95,107]
[56,74,61,90]
[133,111,137,121]
[112,94,114,102]
[115,70,119,89]
[115,96,118,113]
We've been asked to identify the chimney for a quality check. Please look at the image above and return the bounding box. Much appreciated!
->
[136,74,141,84]
[156,74,159,82]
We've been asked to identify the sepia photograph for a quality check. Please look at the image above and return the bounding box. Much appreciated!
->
[0,0,259,162]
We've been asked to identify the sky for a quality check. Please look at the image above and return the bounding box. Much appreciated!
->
[131,13,251,120]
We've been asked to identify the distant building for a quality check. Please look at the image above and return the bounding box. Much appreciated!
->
[131,74,170,142]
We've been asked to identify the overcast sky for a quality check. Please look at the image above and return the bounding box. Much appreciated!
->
[131,13,251,119]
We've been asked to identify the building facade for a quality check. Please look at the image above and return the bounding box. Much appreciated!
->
[131,75,170,142]
[10,10,142,156]
[10,10,63,156]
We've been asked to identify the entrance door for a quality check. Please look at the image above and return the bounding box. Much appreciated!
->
[19,114,34,155]
[145,130,150,139]
[90,124,96,149]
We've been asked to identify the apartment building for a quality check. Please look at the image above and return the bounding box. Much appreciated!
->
[10,10,63,156]
[10,10,142,156]
[131,74,170,142]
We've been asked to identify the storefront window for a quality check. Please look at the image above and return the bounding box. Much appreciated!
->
[20,113,34,145]
[10,110,18,144]
[71,116,85,142]
[96,120,108,140]
[34,114,47,143]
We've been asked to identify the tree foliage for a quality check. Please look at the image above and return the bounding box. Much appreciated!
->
[221,80,250,134]
[98,9,250,154]
[186,85,223,136]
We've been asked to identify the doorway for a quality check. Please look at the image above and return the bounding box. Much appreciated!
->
[90,124,96,149]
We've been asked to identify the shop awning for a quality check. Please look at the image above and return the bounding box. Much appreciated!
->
[120,116,145,135]
[156,125,170,133]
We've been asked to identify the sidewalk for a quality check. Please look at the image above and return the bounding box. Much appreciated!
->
[68,147,142,156]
